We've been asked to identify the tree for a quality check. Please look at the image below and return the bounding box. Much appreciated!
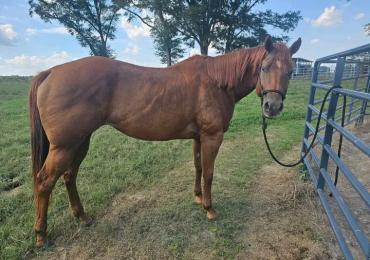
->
[164,0,301,55]
[151,19,186,66]
[115,0,185,66]
[166,0,224,56]
[29,0,121,58]
[212,2,297,54]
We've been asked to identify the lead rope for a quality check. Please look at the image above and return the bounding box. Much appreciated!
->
[261,85,346,182]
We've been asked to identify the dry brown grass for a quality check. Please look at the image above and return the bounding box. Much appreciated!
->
[234,145,341,260]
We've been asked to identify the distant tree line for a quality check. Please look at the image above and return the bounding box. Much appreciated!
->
[0,76,33,84]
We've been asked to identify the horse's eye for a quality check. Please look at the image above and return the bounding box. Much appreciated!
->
[262,67,268,72]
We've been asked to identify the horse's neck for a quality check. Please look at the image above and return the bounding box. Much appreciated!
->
[234,73,258,103]
[207,47,264,102]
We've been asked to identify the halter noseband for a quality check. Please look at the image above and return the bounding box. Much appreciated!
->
[257,57,286,105]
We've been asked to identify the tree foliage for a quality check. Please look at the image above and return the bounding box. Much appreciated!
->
[29,0,121,58]
[165,0,302,55]
[212,1,300,54]
[115,0,186,66]
[151,20,186,66]
[0,76,33,83]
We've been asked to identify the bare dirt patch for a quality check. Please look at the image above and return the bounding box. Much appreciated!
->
[235,145,339,260]
[235,121,369,260]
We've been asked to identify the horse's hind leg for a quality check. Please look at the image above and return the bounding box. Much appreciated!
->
[193,138,202,204]
[34,145,78,246]
[64,135,93,226]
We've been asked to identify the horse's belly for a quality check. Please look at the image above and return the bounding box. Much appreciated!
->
[110,117,199,141]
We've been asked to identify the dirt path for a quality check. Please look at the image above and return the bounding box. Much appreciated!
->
[29,123,370,260]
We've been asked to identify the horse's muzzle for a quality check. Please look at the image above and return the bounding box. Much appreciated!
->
[262,98,284,119]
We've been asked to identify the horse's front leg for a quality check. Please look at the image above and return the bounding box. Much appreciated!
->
[193,138,203,204]
[200,132,223,221]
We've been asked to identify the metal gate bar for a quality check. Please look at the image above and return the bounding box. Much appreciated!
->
[301,43,370,260]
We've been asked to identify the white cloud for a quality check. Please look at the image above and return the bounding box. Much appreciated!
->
[25,38,30,41]
[346,36,351,40]
[304,17,311,22]
[143,62,166,68]
[310,39,320,44]
[355,13,365,20]
[190,48,200,56]
[117,55,137,64]
[0,24,18,46]
[41,27,68,34]
[31,13,41,21]
[208,46,218,56]
[3,51,72,75]
[342,2,350,8]
[120,17,151,38]
[311,6,342,27]
[124,43,140,55]
[26,28,37,35]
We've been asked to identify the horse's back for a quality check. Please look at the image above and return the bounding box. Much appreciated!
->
[36,56,205,143]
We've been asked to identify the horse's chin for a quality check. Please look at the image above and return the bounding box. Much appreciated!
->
[263,113,280,120]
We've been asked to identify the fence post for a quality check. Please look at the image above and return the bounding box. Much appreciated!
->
[316,57,345,190]
[348,63,361,123]
[301,62,320,158]
[357,66,370,126]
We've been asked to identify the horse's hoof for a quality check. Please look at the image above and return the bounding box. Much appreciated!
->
[41,241,54,249]
[207,211,223,221]
[84,219,96,227]
[35,238,53,248]
[194,195,202,204]
[214,214,223,221]
[35,232,50,248]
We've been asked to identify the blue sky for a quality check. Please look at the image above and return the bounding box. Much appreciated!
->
[0,0,369,75]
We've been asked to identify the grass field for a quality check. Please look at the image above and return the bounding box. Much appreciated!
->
[0,78,366,259]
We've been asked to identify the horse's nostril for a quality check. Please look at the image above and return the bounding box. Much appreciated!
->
[278,102,284,112]
[264,102,270,111]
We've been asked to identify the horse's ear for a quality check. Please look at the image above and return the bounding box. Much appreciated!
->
[264,35,274,53]
[289,37,302,56]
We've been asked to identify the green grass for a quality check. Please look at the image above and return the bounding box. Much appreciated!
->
[0,78,365,259]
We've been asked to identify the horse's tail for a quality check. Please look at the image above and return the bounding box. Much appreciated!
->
[29,69,51,202]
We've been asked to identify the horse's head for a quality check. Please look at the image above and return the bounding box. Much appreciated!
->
[256,35,301,119]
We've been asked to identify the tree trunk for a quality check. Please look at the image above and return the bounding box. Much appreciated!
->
[200,42,208,56]
[225,41,231,54]
[167,46,171,67]
[101,40,108,57]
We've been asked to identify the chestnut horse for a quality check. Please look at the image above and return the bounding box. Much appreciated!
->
[29,35,301,246]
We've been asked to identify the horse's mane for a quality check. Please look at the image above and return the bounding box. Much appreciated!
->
[206,43,291,90]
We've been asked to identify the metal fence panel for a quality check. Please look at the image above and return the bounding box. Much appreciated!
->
[301,43,370,260]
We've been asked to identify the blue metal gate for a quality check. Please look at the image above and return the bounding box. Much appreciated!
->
[301,44,370,259]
